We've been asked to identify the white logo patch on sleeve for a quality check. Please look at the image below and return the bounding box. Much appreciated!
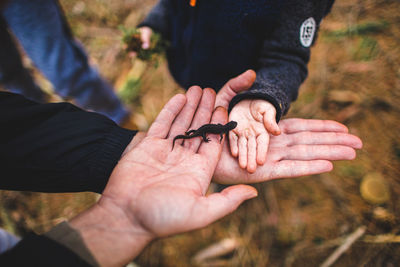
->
[300,17,316,47]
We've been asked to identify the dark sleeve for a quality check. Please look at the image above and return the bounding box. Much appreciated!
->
[0,92,136,193]
[229,0,335,122]
[137,0,172,38]
[0,233,92,267]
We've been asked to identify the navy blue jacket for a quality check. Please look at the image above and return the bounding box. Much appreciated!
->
[140,0,334,121]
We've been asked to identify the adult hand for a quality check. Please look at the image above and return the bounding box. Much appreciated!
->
[70,87,257,266]
[229,99,280,173]
[213,118,362,184]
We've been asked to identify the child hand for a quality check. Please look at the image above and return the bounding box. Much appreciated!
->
[126,27,153,58]
[229,99,281,173]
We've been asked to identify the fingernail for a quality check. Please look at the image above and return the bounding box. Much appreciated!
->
[214,106,227,113]
[248,189,258,198]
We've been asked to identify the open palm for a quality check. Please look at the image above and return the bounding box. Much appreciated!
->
[229,99,279,172]
[101,92,256,239]
[214,118,362,184]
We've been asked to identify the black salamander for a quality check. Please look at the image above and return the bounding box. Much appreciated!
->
[172,121,237,149]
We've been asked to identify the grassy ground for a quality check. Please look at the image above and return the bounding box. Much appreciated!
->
[1,0,399,266]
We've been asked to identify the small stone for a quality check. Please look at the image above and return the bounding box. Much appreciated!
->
[372,207,396,223]
[360,173,390,205]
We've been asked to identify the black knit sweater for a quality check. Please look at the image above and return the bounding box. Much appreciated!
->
[139,0,335,121]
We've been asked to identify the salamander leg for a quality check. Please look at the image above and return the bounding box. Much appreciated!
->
[219,133,224,142]
[201,133,210,142]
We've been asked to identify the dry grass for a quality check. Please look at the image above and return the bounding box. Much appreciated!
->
[1,0,399,266]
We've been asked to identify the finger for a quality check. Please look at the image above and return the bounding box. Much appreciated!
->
[279,119,349,134]
[192,185,257,229]
[247,135,257,173]
[281,145,357,161]
[214,69,256,109]
[238,136,248,169]
[269,160,333,179]
[263,114,281,136]
[256,133,269,165]
[229,131,239,157]
[198,107,228,171]
[167,86,203,144]
[140,27,152,49]
[185,88,216,151]
[147,94,186,138]
[287,132,363,149]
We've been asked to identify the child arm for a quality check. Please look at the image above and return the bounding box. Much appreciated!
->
[228,0,335,122]
[228,0,335,172]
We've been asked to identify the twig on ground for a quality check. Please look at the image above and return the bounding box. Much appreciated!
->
[320,226,367,267]
[363,234,400,243]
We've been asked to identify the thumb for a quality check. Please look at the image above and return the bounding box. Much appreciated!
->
[140,27,152,49]
[224,69,256,94]
[263,112,281,136]
[215,69,256,109]
[195,185,258,228]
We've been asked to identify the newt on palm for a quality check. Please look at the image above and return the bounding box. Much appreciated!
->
[172,121,237,149]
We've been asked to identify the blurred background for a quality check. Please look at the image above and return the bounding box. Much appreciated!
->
[0,0,399,266]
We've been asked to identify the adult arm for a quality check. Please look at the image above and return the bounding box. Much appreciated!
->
[229,0,335,121]
[0,92,137,193]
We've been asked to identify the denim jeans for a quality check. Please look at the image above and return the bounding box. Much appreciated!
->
[1,0,128,124]
[0,229,20,254]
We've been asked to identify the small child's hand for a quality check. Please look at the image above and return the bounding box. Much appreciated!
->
[125,27,153,58]
[229,99,281,173]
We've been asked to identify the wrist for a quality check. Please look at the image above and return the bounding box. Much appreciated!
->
[121,131,146,157]
[69,199,154,266]
[228,93,283,122]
